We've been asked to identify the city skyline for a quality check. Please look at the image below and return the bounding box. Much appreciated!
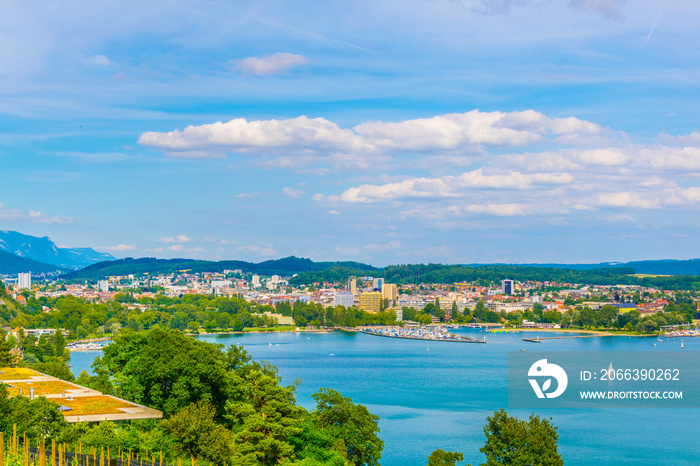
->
[3,1,700,266]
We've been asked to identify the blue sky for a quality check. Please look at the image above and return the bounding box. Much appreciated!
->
[3,0,700,266]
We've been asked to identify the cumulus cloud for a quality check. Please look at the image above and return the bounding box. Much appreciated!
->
[333,169,572,203]
[234,192,258,198]
[282,187,304,199]
[139,116,363,157]
[138,110,606,160]
[158,234,192,244]
[232,53,309,76]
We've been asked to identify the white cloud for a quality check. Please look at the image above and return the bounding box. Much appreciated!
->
[84,55,112,66]
[139,116,362,156]
[282,187,304,199]
[138,110,606,161]
[234,192,258,198]
[218,239,238,245]
[232,53,309,76]
[168,244,184,251]
[333,169,572,203]
[327,210,341,215]
[0,203,73,224]
[101,244,136,251]
[158,234,192,244]
[661,132,700,147]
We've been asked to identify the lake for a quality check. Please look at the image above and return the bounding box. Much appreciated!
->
[69,329,700,465]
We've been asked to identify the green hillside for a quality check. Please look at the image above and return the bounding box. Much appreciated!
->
[0,283,25,325]
[62,256,377,281]
[0,250,64,275]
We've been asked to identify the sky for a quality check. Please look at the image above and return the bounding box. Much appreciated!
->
[3,0,700,266]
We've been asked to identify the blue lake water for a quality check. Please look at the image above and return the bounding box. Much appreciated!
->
[69,329,700,465]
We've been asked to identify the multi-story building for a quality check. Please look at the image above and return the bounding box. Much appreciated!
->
[346,278,357,296]
[359,291,383,313]
[97,280,109,292]
[373,277,384,292]
[501,279,514,295]
[18,273,31,290]
[252,274,261,288]
[382,283,398,301]
[333,291,355,308]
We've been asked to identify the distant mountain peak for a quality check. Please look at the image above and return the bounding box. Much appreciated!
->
[0,231,115,270]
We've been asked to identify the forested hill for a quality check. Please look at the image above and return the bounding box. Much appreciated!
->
[61,256,700,290]
[289,264,700,291]
[0,250,66,275]
[472,259,700,275]
[61,256,378,280]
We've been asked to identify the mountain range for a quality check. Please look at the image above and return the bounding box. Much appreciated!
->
[0,231,114,274]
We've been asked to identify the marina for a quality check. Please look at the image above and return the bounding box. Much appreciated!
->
[359,325,486,343]
[67,338,111,352]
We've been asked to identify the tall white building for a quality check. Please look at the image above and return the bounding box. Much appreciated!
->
[97,280,109,292]
[18,273,31,290]
[373,277,384,291]
[334,291,355,308]
[252,274,261,288]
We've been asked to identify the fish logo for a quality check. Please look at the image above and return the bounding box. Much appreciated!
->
[528,359,568,399]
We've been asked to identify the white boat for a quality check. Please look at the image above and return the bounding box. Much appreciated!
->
[681,339,685,350]
[607,362,614,379]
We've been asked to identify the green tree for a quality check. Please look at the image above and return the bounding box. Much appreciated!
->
[31,360,75,382]
[53,329,67,358]
[0,384,69,440]
[480,409,563,466]
[0,330,15,367]
[451,301,460,320]
[93,327,230,417]
[427,449,464,466]
[163,401,232,462]
[311,388,383,466]
[473,301,488,321]
[225,367,304,465]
